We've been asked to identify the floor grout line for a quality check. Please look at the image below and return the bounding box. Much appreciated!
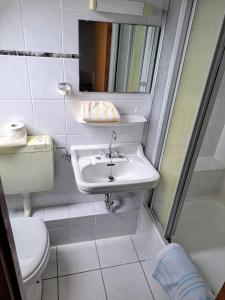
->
[41,279,44,299]
[42,276,58,281]
[94,240,108,300]
[56,246,59,300]
[54,260,146,280]
[139,261,155,300]
[130,235,155,300]
[57,267,101,278]
[101,260,140,270]
[130,234,141,261]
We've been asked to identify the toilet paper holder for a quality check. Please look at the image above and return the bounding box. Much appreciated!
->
[58,82,72,96]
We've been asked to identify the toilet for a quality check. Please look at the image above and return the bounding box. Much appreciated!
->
[0,135,54,299]
[0,135,54,217]
[11,217,50,300]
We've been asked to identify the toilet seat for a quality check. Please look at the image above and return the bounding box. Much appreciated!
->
[11,217,49,283]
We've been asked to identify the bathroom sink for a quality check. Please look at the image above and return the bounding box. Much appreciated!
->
[71,143,160,194]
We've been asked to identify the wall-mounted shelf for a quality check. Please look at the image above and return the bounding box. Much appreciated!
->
[77,114,147,126]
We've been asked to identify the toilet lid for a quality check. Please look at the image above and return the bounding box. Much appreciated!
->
[11,217,49,281]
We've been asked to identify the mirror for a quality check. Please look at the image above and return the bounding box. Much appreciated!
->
[79,20,160,93]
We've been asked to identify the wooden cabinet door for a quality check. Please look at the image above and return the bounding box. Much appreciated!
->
[93,22,112,92]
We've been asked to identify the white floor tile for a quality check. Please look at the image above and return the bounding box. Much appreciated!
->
[58,270,106,300]
[57,241,100,276]
[96,235,138,268]
[42,247,57,279]
[141,260,169,300]
[93,201,108,215]
[43,205,70,221]
[42,278,58,300]
[70,203,95,226]
[131,230,165,261]
[102,262,154,300]
[70,202,94,218]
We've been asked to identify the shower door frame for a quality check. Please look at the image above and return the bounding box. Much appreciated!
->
[144,0,197,234]
[161,18,225,240]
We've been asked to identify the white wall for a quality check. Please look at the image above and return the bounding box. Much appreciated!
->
[200,71,225,158]
[0,0,163,208]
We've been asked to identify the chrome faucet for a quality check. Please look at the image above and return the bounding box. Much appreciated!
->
[108,131,117,158]
[101,131,119,159]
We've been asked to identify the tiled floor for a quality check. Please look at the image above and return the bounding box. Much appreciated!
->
[42,235,167,300]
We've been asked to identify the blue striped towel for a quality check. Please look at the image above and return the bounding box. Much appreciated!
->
[152,243,214,300]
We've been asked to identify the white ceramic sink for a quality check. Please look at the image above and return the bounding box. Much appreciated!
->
[71,143,160,194]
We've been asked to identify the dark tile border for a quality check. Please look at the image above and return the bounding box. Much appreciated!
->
[0,50,79,59]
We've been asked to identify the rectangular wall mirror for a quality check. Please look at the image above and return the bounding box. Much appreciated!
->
[79,20,160,93]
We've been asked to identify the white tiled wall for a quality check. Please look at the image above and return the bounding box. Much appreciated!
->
[199,72,225,157]
[0,0,25,50]
[0,0,162,208]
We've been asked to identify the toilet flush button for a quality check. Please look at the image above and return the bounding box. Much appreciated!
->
[33,136,47,148]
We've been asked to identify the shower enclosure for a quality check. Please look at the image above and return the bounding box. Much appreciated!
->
[173,67,225,294]
[148,0,225,296]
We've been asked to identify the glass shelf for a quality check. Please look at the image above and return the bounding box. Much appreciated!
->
[76,115,147,126]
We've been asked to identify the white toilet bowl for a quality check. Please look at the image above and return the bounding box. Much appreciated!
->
[11,217,50,300]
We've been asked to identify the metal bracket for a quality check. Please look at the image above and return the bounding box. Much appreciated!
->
[54,146,71,161]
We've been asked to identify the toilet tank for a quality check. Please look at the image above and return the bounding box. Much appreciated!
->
[0,135,54,195]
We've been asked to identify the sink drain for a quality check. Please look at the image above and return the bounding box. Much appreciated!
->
[108,176,114,182]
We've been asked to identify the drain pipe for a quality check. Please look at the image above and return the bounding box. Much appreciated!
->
[22,193,31,217]
[105,193,114,213]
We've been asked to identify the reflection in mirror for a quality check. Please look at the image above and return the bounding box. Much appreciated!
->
[79,20,160,93]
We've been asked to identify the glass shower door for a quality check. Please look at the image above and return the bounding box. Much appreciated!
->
[173,67,225,295]
[150,0,225,231]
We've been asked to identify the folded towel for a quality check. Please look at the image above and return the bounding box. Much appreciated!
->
[152,243,214,300]
[81,101,120,122]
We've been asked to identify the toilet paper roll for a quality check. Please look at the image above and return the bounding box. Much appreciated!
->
[4,121,27,139]
[0,121,27,147]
